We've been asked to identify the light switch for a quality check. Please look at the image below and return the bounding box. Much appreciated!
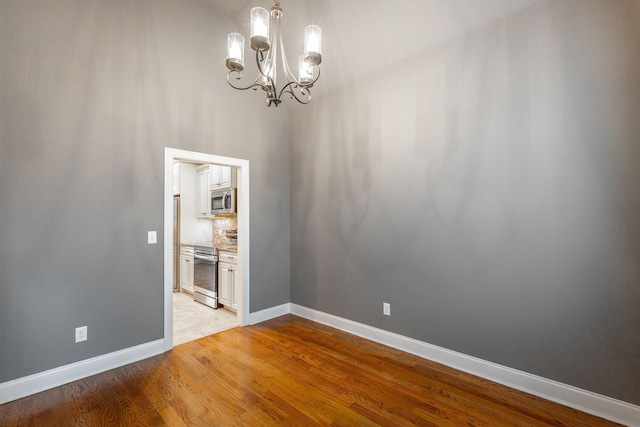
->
[383,302,391,316]
[148,231,157,244]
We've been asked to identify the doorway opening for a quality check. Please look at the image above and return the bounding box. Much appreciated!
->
[163,148,250,351]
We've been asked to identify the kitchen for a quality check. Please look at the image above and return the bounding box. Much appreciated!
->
[172,160,240,345]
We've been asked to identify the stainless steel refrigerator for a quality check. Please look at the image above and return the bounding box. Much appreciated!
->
[173,195,181,292]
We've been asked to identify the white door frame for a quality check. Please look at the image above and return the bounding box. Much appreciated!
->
[163,147,250,351]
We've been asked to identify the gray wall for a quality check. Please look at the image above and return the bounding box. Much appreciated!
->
[290,0,640,405]
[0,0,290,383]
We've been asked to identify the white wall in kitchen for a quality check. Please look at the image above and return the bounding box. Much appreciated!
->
[180,163,212,243]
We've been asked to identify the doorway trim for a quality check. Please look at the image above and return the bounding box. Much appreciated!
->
[163,147,250,351]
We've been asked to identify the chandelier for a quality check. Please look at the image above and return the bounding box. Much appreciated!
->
[225,1,322,107]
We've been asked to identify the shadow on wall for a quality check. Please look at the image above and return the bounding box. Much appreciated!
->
[290,0,640,405]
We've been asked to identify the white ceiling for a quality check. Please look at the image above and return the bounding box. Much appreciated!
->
[204,0,253,16]
[204,0,542,94]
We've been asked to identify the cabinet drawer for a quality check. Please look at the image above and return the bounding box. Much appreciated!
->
[180,246,194,257]
[219,251,237,264]
[218,261,235,270]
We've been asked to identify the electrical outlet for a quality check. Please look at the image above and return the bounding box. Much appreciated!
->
[383,302,391,316]
[75,326,87,343]
[147,231,157,244]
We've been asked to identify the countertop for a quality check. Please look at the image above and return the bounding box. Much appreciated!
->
[216,243,238,253]
[181,241,237,253]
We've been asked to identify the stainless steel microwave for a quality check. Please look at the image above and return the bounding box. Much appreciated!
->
[211,188,236,215]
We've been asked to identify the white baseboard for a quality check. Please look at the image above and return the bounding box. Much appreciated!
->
[0,339,165,405]
[290,304,640,427]
[248,303,291,325]
[4,307,638,426]
[0,302,289,406]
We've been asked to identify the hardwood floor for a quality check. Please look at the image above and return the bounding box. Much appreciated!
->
[0,315,623,426]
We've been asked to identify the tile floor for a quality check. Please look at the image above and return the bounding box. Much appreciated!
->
[172,291,238,345]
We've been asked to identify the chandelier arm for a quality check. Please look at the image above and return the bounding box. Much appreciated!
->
[308,64,321,85]
[283,89,311,105]
[279,81,311,105]
[270,12,280,95]
[255,49,268,78]
[254,48,279,95]
[277,20,299,85]
[226,70,264,91]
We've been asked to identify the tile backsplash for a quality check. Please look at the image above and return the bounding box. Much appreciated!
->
[212,216,237,246]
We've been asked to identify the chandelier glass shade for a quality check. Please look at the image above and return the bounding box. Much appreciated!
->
[225,1,322,107]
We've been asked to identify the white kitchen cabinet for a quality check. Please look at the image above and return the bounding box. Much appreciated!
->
[218,251,239,312]
[231,267,239,311]
[218,262,232,307]
[220,166,232,188]
[210,165,235,190]
[180,246,194,293]
[195,165,212,218]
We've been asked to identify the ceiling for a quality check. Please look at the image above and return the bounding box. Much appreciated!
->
[203,0,542,95]
[204,0,253,16]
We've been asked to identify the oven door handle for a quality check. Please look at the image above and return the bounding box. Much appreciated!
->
[194,255,218,262]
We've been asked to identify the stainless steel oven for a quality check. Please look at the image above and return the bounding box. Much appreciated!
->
[193,245,218,309]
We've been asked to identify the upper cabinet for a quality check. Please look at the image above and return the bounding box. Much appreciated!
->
[210,165,236,190]
[195,165,212,219]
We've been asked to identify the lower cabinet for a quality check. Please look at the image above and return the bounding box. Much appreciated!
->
[218,262,232,307]
[180,246,194,293]
[232,267,239,311]
[218,251,239,312]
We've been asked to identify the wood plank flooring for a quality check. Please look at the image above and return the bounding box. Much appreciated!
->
[0,315,623,426]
